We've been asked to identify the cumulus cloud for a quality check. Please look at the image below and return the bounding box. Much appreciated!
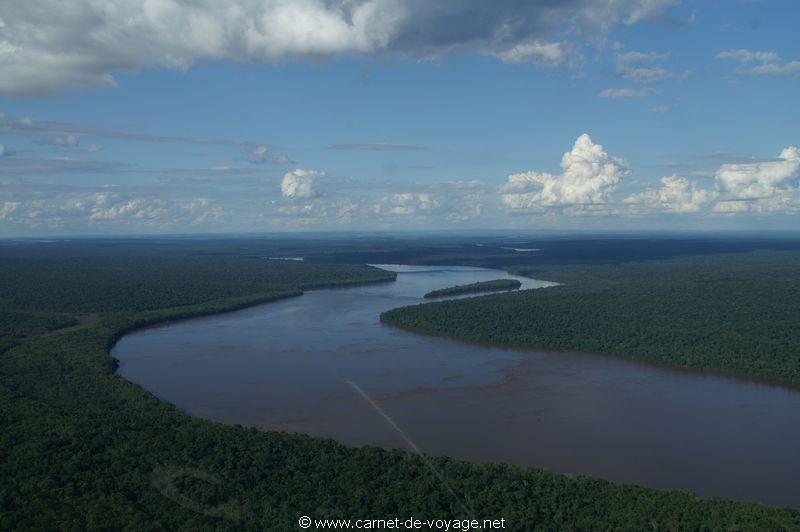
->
[0,143,14,156]
[0,184,225,232]
[281,168,325,199]
[0,0,679,95]
[625,175,718,213]
[248,144,269,164]
[275,154,294,165]
[87,195,166,222]
[625,146,800,216]
[500,134,628,210]
[715,146,800,201]
[0,163,495,232]
[598,87,658,98]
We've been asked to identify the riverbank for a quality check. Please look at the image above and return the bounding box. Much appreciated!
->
[3,249,800,529]
[381,250,800,388]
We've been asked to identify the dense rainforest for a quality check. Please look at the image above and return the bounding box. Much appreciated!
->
[382,250,800,387]
[2,238,800,530]
[424,279,521,299]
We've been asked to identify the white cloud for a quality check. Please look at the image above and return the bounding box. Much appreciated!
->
[0,0,679,95]
[495,41,569,66]
[750,61,800,78]
[0,185,226,231]
[716,49,800,79]
[88,197,166,221]
[281,168,325,198]
[625,146,800,217]
[0,201,20,219]
[275,154,294,165]
[715,146,800,201]
[598,87,658,98]
[711,200,750,213]
[0,162,494,232]
[625,175,717,213]
[649,105,668,113]
[52,134,78,147]
[373,192,439,215]
[716,49,778,64]
[0,143,14,156]
[500,134,628,210]
[248,144,269,164]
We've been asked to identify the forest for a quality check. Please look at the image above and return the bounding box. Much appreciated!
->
[424,279,521,299]
[382,250,800,387]
[2,239,800,530]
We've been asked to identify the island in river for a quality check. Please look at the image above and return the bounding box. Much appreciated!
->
[423,278,522,298]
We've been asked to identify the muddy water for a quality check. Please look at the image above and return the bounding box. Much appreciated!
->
[113,265,800,507]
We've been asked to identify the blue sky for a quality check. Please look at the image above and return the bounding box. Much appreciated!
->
[0,0,798,235]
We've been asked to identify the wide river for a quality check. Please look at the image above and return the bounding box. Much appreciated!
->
[113,265,800,508]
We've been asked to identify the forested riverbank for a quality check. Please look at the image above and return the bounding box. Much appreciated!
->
[382,250,800,387]
[2,241,800,529]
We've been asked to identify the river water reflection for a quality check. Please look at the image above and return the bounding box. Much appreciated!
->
[113,265,800,507]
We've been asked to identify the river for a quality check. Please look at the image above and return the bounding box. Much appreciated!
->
[113,265,800,507]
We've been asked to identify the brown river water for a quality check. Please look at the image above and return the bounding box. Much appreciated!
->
[113,265,800,508]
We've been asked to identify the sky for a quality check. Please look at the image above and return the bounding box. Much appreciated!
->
[0,0,799,236]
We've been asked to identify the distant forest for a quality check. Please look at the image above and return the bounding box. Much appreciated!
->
[1,238,800,529]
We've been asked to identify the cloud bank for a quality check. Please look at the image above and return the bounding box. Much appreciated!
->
[627,146,800,215]
[625,175,718,213]
[0,0,678,95]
